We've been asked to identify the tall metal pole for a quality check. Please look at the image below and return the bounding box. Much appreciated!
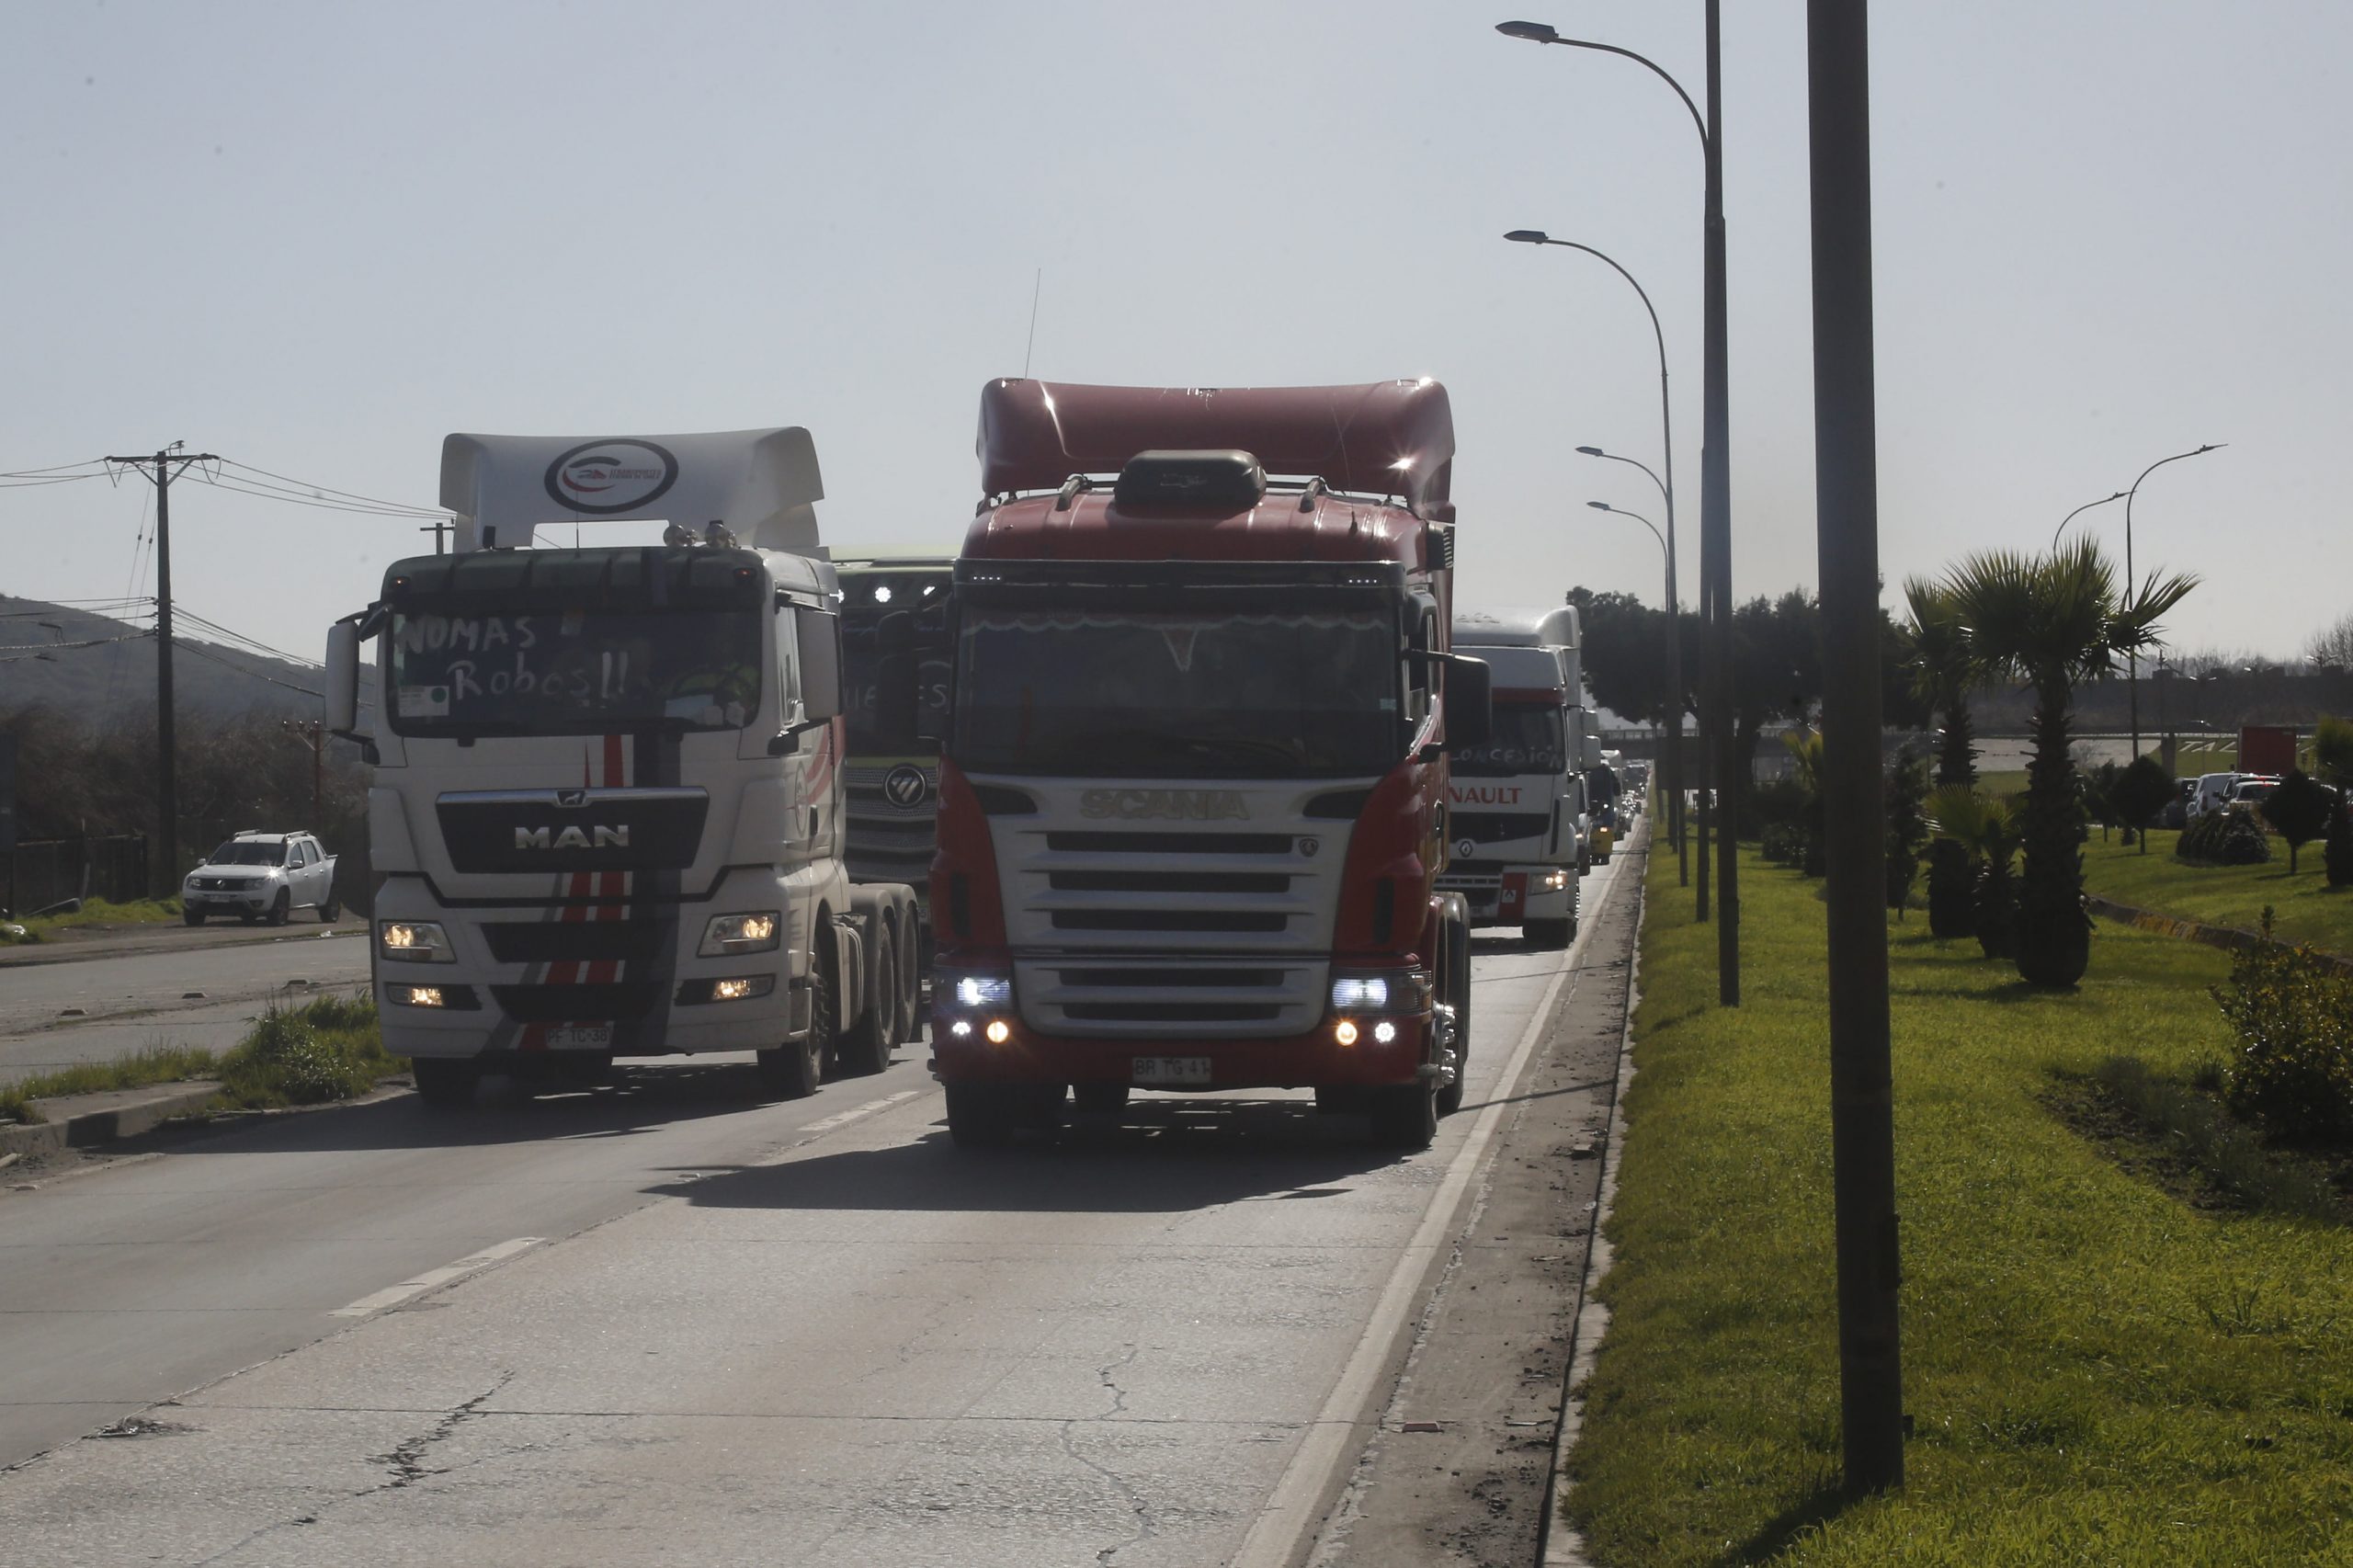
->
[107,448,215,895]
[2120,443,2223,758]
[1808,0,1904,1494]
[1702,0,1740,1003]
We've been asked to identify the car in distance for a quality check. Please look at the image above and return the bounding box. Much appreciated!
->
[182,832,339,926]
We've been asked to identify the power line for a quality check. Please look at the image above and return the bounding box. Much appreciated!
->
[0,458,110,478]
[173,604,321,669]
[217,459,448,517]
[172,639,323,698]
[0,630,153,660]
[187,467,448,519]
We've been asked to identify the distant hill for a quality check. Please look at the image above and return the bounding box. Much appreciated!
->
[0,594,340,719]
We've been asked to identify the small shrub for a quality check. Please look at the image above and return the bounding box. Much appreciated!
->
[2179,809,2272,867]
[2211,911,2353,1143]
[217,996,396,1108]
[1760,822,1804,865]
[1885,747,1928,915]
[2260,768,2336,872]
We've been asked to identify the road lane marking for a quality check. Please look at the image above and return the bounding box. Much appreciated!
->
[329,1236,544,1318]
[756,1089,925,1164]
[1231,856,1631,1568]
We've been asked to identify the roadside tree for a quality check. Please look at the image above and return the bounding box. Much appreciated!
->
[1904,579,1982,937]
[1944,540,2198,987]
[2260,769,2336,873]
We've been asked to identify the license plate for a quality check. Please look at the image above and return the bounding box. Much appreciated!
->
[544,1025,614,1050]
[1131,1055,1211,1086]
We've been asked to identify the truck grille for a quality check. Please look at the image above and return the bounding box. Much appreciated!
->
[482,921,664,966]
[489,982,661,1022]
[1450,812,1551,844]
[846,763,938,895]
[437,788,708,874]
[983,778,1366,1040]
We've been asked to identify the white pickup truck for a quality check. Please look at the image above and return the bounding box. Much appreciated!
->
[181,832,341,926]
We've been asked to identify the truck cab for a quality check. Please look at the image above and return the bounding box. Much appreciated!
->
[1443,608,1586,947]
[897,380,1490,1151]
[324,428,918,1106]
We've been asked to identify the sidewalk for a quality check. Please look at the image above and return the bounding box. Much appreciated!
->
[0,915,364,971]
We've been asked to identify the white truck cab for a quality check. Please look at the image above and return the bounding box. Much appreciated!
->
[1442,607,1591,948]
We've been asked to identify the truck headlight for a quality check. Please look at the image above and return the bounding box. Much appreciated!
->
[379,920,456,963]
[699,912,781,957]
[1330,970,1431,1014]
[943,972,1013,1010]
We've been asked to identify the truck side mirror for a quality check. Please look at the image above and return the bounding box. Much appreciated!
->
[794,606,843,722]
[325,621,362,735]
[1442,656,1492,752]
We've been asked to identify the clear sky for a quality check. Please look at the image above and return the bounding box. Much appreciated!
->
[5,1,2344,672]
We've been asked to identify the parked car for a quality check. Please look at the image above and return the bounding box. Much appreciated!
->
[2161,778,2195,830]
[181,832,339,926]
[2222,776,2281,813]
[2188,772,2247,824]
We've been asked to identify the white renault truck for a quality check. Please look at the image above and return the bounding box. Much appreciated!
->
[324,428,918,1106]
[1441,607,1591,948]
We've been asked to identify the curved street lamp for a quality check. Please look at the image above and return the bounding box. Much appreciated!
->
[1585,497,1688,882]
[1497,11,1737,991]
[2122,444,2225,755]
[2050,490,2126,551]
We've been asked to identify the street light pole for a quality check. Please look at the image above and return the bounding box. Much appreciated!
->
[2121,444,2224,757]
[1498,228,1687,885]
[1497,12,1739,1005]
[1585,495,1687,885]
[2049,490,2125,551]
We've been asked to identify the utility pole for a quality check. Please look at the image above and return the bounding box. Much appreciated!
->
[420,518,450,555]
[1701,0,1740,1004]
[106,447,217,896]
[282,719,325,821]
[1808,0,1904,1494]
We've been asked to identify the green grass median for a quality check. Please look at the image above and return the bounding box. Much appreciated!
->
[0,897,185,945]
[2082,829,2352,956]
[1565,842,2353,1565]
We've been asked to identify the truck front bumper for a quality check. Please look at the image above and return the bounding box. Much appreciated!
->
[928,1011,1433,1092]
[1438,865,1575,926]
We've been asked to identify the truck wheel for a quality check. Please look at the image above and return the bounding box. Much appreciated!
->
[1369,1080,1438,1151]
[895,903,923,1044]
[183,907,205,926]
[1437,914,1472,1117]
[1072,1083,1130,1117]
[757,949,829,1100]
[1524,917,1571,950]
[412,1058,481,1108]
[267,890,290,926]
[835,920,895,1077]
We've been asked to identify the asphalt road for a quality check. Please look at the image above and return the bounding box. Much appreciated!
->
[0,933,370,1084]
[0,850,1634,1566]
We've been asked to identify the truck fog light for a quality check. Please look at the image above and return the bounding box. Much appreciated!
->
[676,975,776,1005]
[1373,1020,1397,1044]
[395,985,445,1008]
[950,1019,973,1038]
[1334,1018,1359,1047]
[984,1018,1012,1045]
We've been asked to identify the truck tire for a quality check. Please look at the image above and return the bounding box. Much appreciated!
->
[267,890,290,926]
[835,918,895,1077]
[412,1058,480,1108]
[183,907,205,926]
[895,901,923,1044]
[1369,1080,1438,1151]
[757,946,829,1100]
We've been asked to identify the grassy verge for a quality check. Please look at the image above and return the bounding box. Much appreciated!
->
[0,896,186,945]
[1566,842,2353,1564]
[2083,828,2351,955]
[0,994,399,1124]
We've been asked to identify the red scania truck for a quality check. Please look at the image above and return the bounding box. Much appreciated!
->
[881,380,1492,1150]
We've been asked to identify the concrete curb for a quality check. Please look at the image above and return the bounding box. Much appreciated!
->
[0,924,363,971]
[0,1082,227,1160]
[2086,892,2353,973]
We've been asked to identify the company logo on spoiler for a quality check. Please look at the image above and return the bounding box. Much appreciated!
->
[1078,789,1247,822]
[542,437,680,517]
[515,824,631,850]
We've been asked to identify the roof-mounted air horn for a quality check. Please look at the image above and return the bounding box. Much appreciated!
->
[1113,449,1267,512]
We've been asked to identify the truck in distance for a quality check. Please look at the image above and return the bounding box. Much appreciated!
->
[1443,607,1586,948]
[324,427,918,1107]
[880,379,1492,1151]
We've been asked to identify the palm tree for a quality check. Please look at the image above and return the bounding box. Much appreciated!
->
[1943,540,2197,987]
[1904,579,1981,940]
[1925,784,2019,960]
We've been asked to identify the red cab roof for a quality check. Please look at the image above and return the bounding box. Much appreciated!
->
[976,379,1454,517]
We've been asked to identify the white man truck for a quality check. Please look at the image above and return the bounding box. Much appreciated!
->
[1441,607,1591,949]
[324,428,919,1106]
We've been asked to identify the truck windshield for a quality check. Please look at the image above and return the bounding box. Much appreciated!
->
[954,608,1399,778]
[1451,703,1565,778]
[840,589,952,756]
[386,608,761,736]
